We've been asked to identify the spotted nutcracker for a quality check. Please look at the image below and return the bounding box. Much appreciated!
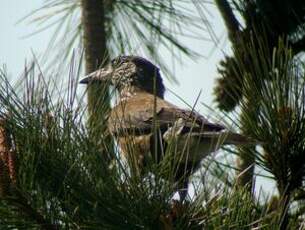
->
[80,55,252,200]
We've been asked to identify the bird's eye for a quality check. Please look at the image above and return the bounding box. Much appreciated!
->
[111,57,124,67]
[111,59,118,66]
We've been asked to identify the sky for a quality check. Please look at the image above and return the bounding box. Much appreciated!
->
[1,0,230,111]
[1,0,48,77]
[1,0,274,196]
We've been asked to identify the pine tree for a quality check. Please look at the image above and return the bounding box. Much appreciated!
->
[214,0,305,193]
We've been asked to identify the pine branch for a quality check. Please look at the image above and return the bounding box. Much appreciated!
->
[9,190,59,230]
[214,0,240,43]
[0,118,57,229]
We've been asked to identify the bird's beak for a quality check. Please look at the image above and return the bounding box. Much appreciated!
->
[79,64,113,84]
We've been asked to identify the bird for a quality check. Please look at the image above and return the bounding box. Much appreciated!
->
[80,55,252,200]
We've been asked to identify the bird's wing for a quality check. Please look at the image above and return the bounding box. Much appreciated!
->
[109,93,225,135]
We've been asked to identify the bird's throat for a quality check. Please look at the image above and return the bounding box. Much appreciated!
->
[119,85,140,102]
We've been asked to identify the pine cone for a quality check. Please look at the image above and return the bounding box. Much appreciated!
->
[214,56,243,112]
[0,117,17,195]
[8,150,17,184]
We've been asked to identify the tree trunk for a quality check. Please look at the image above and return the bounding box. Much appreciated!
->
[81,0,108,73]
[81,0,112,162]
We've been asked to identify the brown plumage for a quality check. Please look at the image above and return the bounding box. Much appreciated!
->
[80,55,252,200]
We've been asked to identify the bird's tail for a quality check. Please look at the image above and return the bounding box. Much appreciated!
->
[222,132,255,145]
[200,131,256,146]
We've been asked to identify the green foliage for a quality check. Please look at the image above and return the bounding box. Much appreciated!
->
[0,60,290,229]
[214,0,305,112]
[202,187,265,229]
[2,1,304,229]
[235,38,305,194]
[217,36,305,228]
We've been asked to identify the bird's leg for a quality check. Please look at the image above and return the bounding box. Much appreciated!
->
[150,130,166,164]
[163,119,192,201]
[175,162,195,202]
[178,179,189,201]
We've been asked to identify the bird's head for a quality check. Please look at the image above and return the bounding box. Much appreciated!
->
[80,55,165,98]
